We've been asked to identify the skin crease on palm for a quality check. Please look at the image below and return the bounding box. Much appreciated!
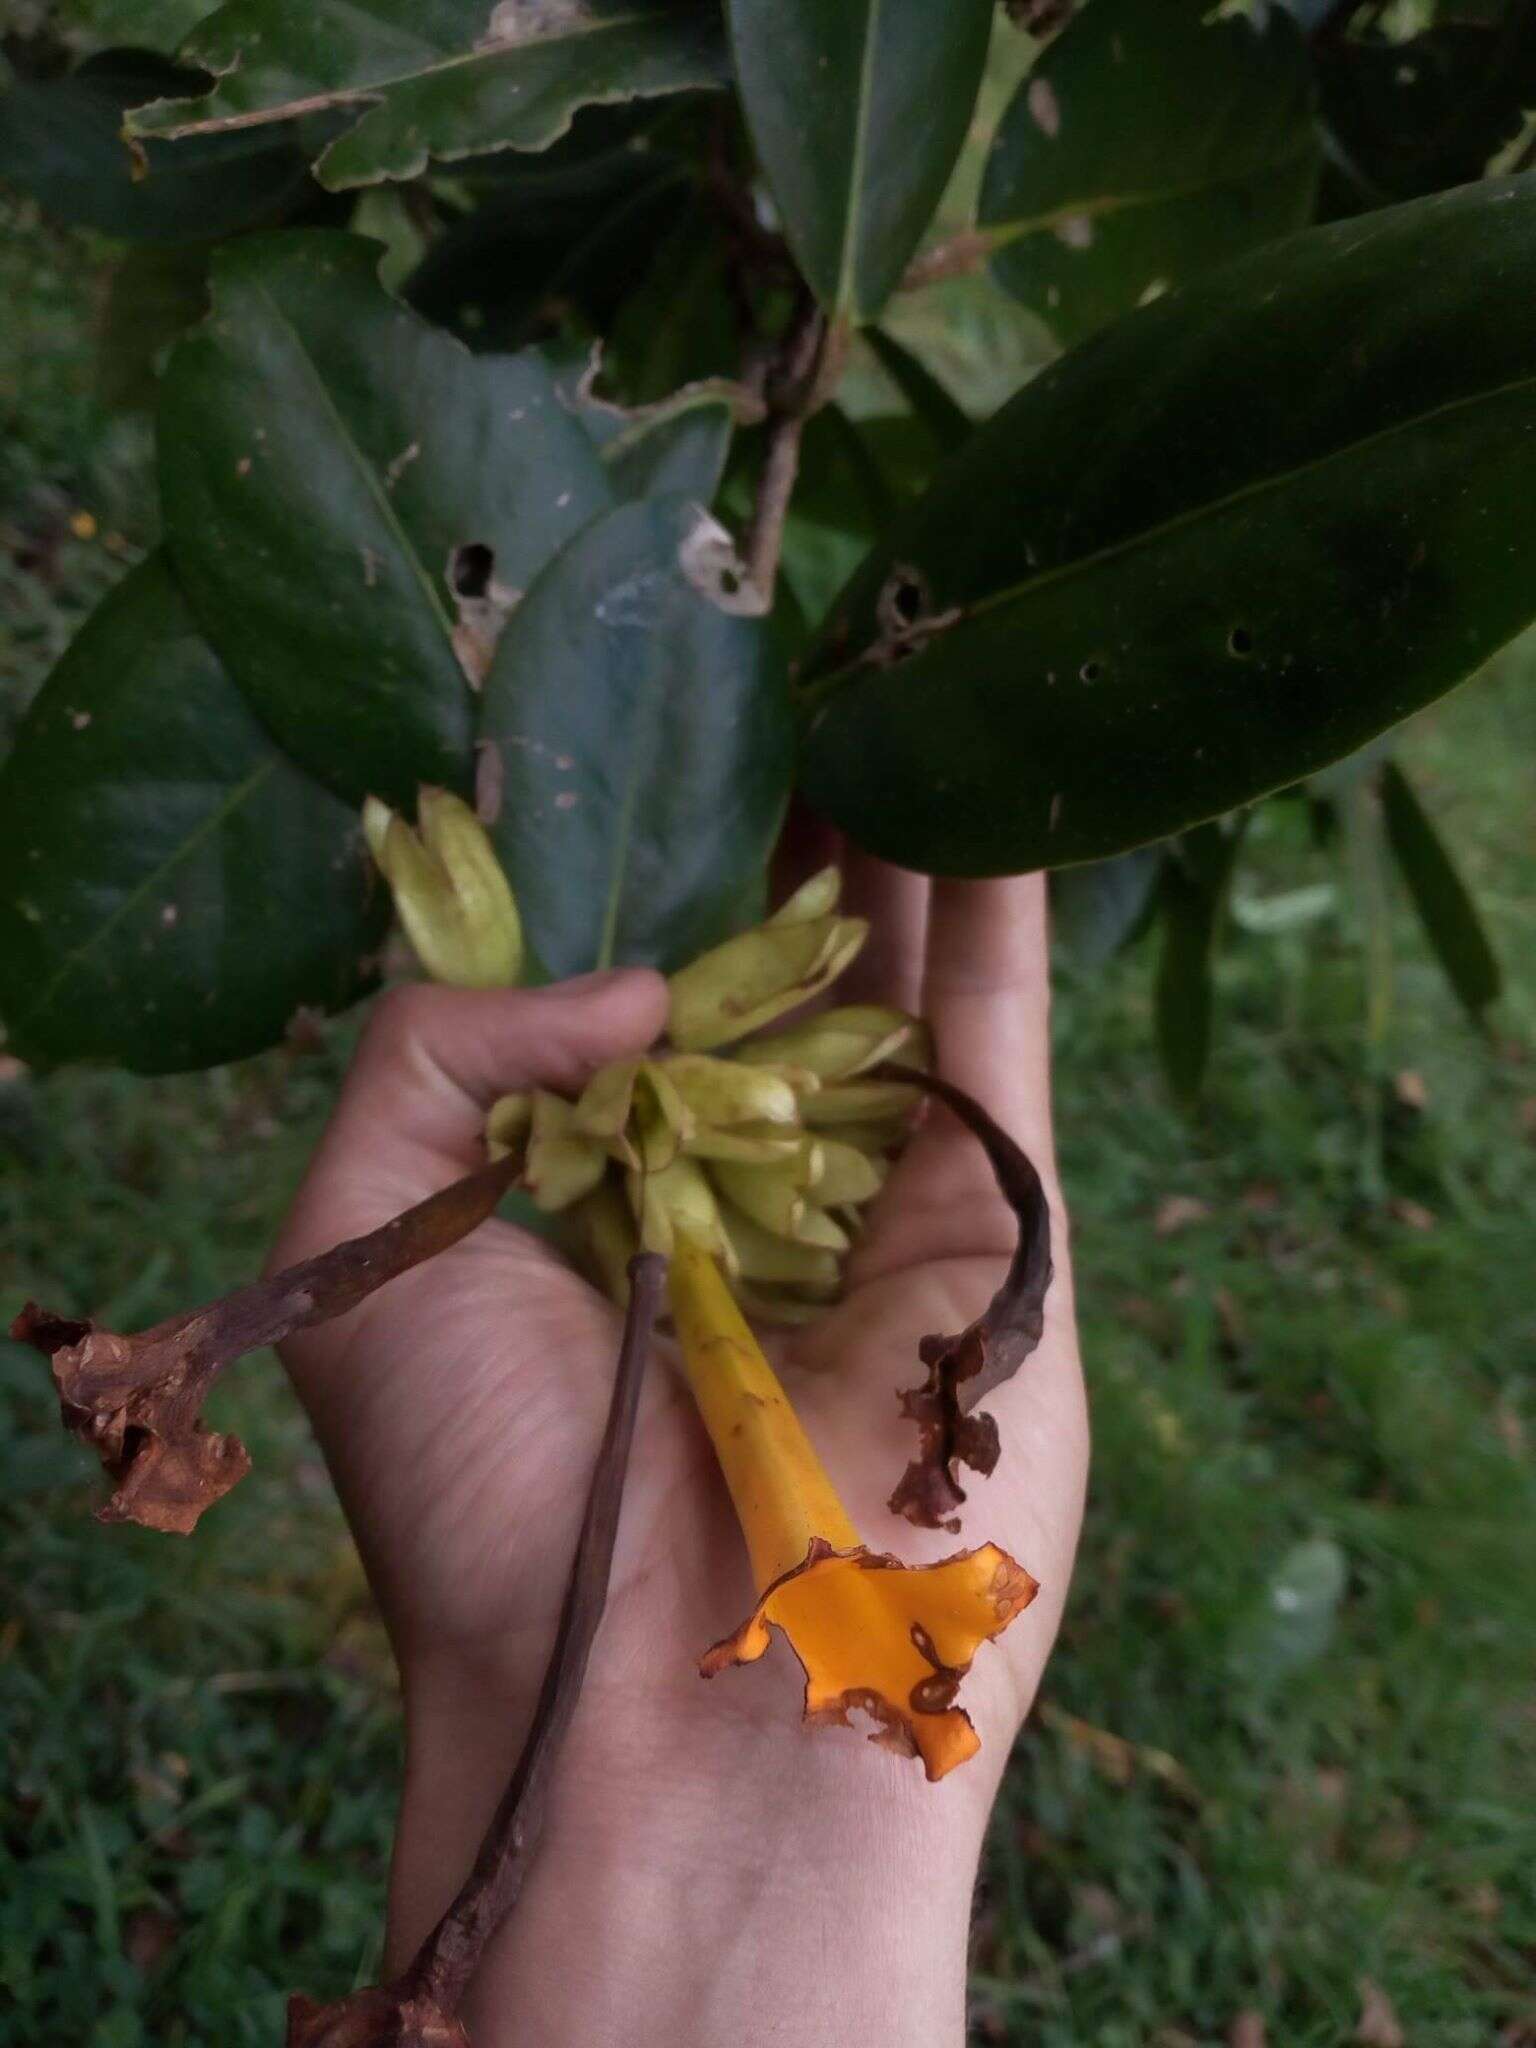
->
[271,852,1087,2048]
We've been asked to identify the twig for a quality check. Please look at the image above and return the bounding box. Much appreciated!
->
[286,1253,667,2047]
[742,297,840,605]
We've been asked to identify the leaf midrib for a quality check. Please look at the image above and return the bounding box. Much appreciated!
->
[983,132,1320,254]
[138,4,686,139]
[19,759,276,1028]
[833,0,884,319]
[805,362,1536,698]
[252,277,455,643]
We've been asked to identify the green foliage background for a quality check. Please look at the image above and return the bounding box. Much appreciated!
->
[3,192,1535,2045]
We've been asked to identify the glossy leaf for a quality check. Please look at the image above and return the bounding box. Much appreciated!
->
[96,243,211,412]
[864,326,971,449]
[1317,18,1536,206]
[1380,760,1501,1023]
[480,495,792,977]
[979,0,1320,346]
[0,48,312,241]
[403,149,690,351]
[1154,823,1241,1105]
[549,352,744,502]
[727,0,993,322]
[158,230,612,807]
[0,557,384,1074]
[127,0,728,191]
[799,179,1536,876]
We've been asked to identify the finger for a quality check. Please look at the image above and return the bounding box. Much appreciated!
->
[854,875,1055,1275]
[836,848,929,1012]
[922,874,1053,1158]
[274,970,668,1260]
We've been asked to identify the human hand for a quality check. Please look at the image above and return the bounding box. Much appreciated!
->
[272,859,1085,2047]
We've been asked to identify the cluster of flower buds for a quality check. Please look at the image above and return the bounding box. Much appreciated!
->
[484,866,930,1323]
[361,793,1037,1782]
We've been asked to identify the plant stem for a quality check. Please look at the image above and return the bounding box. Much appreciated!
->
[742,296,842,606]
[401,1252,666,2013]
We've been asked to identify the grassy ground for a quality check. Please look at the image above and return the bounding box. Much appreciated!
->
[2,201,1534,2047]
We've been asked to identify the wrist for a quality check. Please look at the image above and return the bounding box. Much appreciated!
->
[391,1660,1001,2048]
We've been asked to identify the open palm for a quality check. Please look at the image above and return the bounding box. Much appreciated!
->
[272,861,1085,1973]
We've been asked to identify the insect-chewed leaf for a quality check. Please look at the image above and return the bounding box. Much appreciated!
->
[800,179,1536,876]
[126,0,729,192]
[979,0,1319,345]
[482,496,793,979]
[158,230,612,808]
[0,48,312,241]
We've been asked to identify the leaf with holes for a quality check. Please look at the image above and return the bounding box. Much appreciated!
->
[0,47,313,241]
[1380,760,1501,1024]
[126,0,728,191]
[798,179,1536,876]
[978,0,1320,346]
[158,230,612,807]
[727,0,993,323]
[547,349,751,503]
[479,496,792,976]
[0,557,385,1074]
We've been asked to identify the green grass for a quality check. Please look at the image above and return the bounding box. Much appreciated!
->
[3,202,1535,2046]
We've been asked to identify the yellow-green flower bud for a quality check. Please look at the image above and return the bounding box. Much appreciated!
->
[574,1179,640,1309]
[711,1154,849,1250]
[800,1078,923,1126]
[486,1089,533,1162]
[362,787,522,989]
[663,1054,799,1130]
[766,863,842,925]
[627,1152,732,1265]
[731,1005,929,1083]
[525,1090,608,1212]
[716,1200,843,1288]
[809,1136,886,1207]
[681,1123,805,1165]
[667,914,868,1052]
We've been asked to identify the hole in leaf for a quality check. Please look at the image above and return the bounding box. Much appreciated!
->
[1079,658,1103,684]
[450,542,495,599]
[1227,625,1254,658]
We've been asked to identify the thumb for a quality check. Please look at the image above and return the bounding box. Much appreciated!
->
[274,970,668,1259]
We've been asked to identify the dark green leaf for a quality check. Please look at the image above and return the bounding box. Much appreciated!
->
[601,190,740,403]
[727,0,993,322]
[480,495,792,976]
[1154,822,1242,1104]
[1317,18,1536,206]
[978,0,1320,346]
[158,230,612,808]
[126,0,728,191]
[1380,759,1501,1023]
[799,179,1536,876]
[547,349,746,502]
[402,147,691,351]
[0,557,384,1074]
[1051,847,1160,970]
[0,48,312,240]
[863,325,971,449]
[96,243,211,412]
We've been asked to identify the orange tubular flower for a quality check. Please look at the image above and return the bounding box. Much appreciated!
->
[668,1233,1038,1781]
